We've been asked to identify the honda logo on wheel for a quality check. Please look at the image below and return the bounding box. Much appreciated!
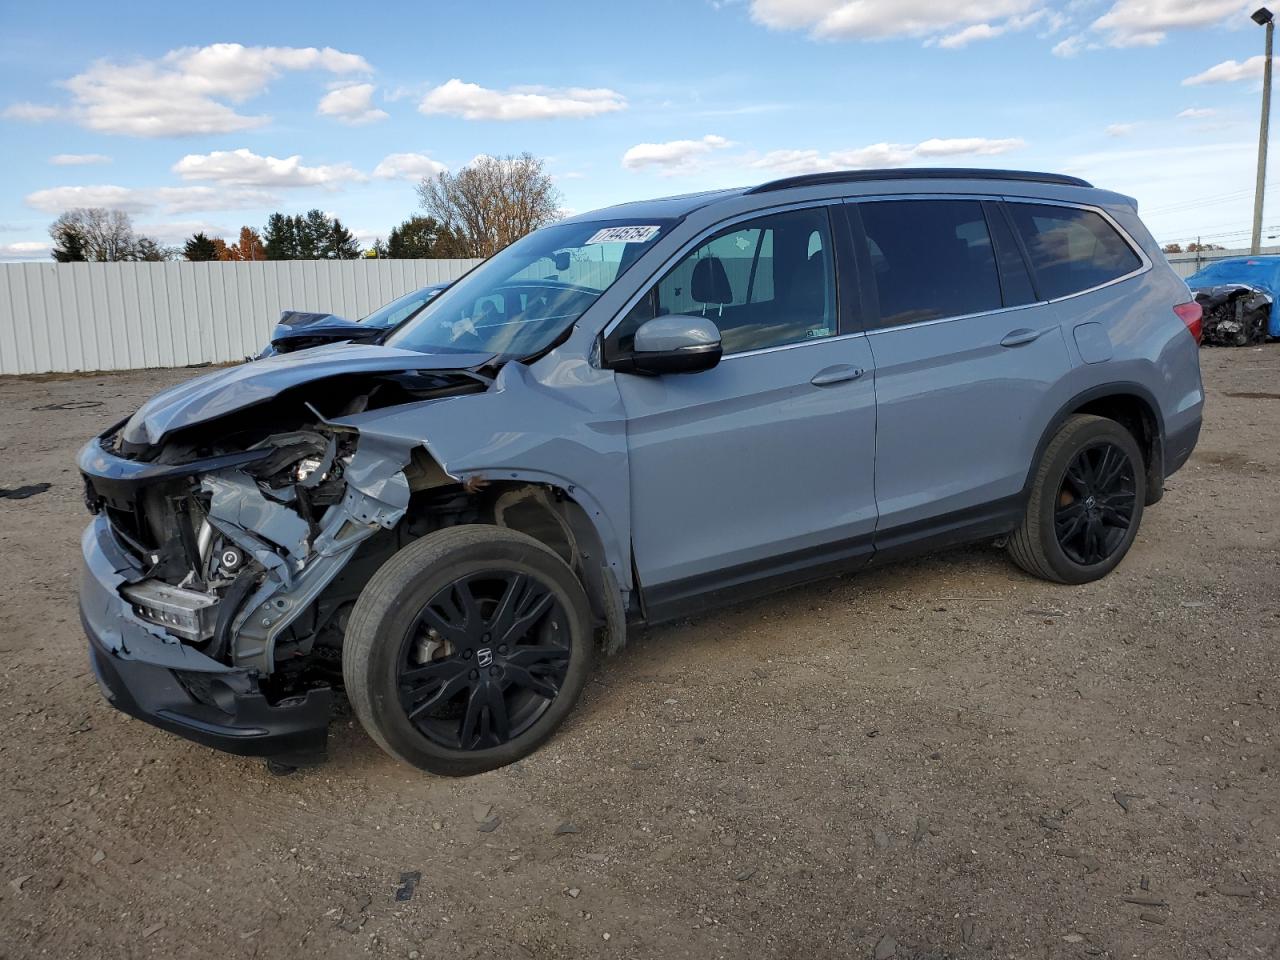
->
[476,647,494,668]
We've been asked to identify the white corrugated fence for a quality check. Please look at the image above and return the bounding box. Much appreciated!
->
[0,258,481,376]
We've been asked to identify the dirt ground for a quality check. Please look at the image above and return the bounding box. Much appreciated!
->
[0,348,1276,960]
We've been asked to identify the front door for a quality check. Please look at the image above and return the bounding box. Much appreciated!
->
[609,205,879,620]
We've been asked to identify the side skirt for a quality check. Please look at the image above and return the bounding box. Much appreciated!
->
[637,496,1023,627]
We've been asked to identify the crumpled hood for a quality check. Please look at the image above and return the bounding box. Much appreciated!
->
[121,343,492,447]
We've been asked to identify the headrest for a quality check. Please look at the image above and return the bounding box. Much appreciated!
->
[691,256,733,305]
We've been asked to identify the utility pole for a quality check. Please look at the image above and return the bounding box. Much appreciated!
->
[1251,7,1274,255]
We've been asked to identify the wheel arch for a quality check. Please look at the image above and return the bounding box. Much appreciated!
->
[397,462,630,654]
[1026,382,1166,506]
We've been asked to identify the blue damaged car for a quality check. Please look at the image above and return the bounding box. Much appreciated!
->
[78,168,1204,775]
[1185,256,1280,346]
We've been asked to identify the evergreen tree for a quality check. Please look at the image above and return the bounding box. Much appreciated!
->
[326,218,361,259]
[262,213,297,260]
[51,228,88,262]
[183,232,219,261]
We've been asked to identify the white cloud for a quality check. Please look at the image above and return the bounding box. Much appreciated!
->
[937,23,1004,48]
[753,137,1026,175]
[622,135,733,173]
[172,148,364,188]
[372,152,449,180]
[748,0,1039,43]
[914,136,1026,156]
[0,241,51,261]
[1183,55,1266,86]
[419,79,626,120]
[317,83,388,125]
[1106,123,1137,137]
[1178,107,1219,119]
[1052,34,1086,57]
[932,11,1045,47]
[50,153,111,166]
[1092,0,1252,47]
[25,184,277,215]
[6,43,372,137]
[3,102,61,121]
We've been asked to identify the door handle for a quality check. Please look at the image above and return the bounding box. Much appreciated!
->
[1000,328,1044,348]
[810,365,865,386]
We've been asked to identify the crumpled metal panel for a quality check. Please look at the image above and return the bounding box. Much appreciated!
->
[203,473,312,563]
[334,357,634,590]
[121,343,493,446]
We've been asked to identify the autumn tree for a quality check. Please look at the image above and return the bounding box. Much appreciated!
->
[1161,243,1183,255]
[415,153,561,258]
[225,226,266,261]
[184,232,219,261]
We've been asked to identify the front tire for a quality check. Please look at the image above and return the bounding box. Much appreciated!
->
[343,525,596,776]
[1008,414,1146,584]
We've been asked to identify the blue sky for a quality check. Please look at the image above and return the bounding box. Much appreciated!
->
[1,0,1277,259]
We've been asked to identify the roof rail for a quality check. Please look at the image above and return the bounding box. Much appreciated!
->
[745,168,1093,195]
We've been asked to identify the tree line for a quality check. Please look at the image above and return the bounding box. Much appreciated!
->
[48,153,563,263]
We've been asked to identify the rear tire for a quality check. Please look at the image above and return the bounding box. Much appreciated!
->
[1008,414,1146,584]
[343,525,595,776]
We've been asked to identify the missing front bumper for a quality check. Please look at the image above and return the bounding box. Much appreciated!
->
[80,515,332,764]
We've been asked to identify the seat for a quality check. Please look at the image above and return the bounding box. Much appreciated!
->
[691,256,733,315]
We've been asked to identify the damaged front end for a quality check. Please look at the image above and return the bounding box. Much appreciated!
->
[78,353,491,764]
[1192,283,1273,347]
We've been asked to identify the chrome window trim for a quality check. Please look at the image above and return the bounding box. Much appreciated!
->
[863,299,1043,338]
[720,329,868,362]
[847,193,1152,333]
[598,198,846,356]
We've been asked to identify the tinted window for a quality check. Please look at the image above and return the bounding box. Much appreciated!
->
[987,203,1037,307]
[619,207,837,355]
[1007,203,1142,300]
[859,200,1001,327]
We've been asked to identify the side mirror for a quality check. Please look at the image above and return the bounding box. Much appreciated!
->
[624,314,722,375]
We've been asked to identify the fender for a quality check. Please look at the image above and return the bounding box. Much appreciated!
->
[1021,379,1166,503]
[336,359,634,593]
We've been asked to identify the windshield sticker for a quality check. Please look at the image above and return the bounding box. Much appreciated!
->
[585,225,661,245]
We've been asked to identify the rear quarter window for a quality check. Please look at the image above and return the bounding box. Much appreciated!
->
[1007,203,1142,300]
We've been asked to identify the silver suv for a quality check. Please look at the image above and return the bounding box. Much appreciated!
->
[78,168,1204,775]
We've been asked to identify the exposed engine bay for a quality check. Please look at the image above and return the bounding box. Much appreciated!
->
[82,367,496,701]
[1192,283,1273,347]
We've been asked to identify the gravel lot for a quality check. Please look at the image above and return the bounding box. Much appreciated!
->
[0,348,1276,960]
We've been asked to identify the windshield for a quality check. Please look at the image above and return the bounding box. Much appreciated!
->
[386,219,673,357]
[360,285,447,331]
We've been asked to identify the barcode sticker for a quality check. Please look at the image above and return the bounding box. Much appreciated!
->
[585,225,661,244]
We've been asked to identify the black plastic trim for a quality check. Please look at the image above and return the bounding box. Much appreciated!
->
[747,168,1093,196]
[87,623,331,764]
[641,535,875,625]
[639,496,1024,625]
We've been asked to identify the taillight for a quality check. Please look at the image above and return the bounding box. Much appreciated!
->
[1174,301,1203,345]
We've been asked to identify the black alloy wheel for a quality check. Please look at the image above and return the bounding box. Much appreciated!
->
[343,525,595,776]
[1007,413,1147,585]
[397,571,571,750]
[1053,441,1138,566]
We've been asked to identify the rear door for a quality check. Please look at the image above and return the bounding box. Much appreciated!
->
[608,204,879,619]
[846,197,1072,544]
